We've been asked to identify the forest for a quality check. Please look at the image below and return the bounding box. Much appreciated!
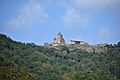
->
[0,33,120,80]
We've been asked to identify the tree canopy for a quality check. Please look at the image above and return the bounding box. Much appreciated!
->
[0,33,120,80]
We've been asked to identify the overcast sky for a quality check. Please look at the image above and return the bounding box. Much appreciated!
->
[0,0,120,45]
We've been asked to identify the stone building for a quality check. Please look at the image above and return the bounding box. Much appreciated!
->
[69,40,89,45]
[53,32,65,46]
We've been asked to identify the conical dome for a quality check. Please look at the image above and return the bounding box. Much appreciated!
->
[57,32,62,36]
[53,32,65,46]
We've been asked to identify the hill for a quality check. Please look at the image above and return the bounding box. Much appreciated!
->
[0,33,120,80]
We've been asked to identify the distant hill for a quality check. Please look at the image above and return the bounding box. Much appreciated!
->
[0,33,120,80]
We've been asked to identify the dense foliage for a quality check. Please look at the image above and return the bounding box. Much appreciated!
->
[0,33,120,80]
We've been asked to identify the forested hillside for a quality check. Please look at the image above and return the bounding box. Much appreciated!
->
[0,33,120,80]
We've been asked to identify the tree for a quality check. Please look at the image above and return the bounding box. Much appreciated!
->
[0,66,37,80]
[117,42,120,47]
[69,71,112,80]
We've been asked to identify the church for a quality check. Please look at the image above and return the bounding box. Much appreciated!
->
[53,32,65,47]
[44,32,88,47]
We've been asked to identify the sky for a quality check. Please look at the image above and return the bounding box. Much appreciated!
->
[0,0,120,45]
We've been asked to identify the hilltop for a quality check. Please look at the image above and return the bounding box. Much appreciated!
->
[0,33,120,80]
[45,32,109,53]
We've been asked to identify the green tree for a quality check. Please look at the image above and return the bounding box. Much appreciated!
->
[0,66,37,80]
[69,71,112,80]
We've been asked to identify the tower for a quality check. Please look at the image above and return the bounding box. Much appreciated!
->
[53,32,65,46]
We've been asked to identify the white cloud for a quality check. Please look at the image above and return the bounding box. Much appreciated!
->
[7,0,48,28]
[72,0,120,9]
[61,0,120,29]
[98,26,112,41]
[63,8,89,28]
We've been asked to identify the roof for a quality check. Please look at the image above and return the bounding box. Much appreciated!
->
[70,40,84,42]
[57,32,62,36]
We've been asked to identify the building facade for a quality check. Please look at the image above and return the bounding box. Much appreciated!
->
[53,32,65,46]
[69,40,88,45]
